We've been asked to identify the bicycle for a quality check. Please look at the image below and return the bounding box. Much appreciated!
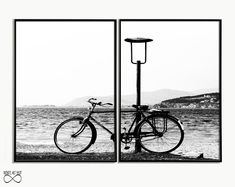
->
[121,105,184,153]
[54,98,115,154]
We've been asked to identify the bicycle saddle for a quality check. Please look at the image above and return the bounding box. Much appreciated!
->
[148,109,170,115]
[132,104,149,111]
[125,37,153,43]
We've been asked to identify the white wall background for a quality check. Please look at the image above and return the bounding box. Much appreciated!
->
[0,0,234,187]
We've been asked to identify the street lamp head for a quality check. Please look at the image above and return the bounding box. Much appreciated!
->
[125,37,153,43]
[125,37,153,64]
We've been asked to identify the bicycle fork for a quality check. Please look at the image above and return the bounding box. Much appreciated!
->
[71,119,88,138]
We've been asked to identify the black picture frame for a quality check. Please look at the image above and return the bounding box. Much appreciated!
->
[119,19,222,162]
[14,19,117,162]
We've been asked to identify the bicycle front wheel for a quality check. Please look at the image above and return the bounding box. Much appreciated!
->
[54,117,95,154]
[137,115,184,153]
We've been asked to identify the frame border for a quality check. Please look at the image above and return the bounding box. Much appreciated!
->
[14,19,117,162]
[119,19,222,163]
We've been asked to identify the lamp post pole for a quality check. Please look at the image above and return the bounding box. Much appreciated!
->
[125,37,153,153]
[136,60,142,152]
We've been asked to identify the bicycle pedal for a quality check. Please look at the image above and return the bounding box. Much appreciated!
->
[124,146,130,150]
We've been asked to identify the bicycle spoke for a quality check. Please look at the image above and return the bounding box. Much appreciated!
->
[141,136,158,142]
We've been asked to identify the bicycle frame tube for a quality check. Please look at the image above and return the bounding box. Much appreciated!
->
[127,111,148,134]
[127,117,137,134]
[142,114,169,135]
[89,116,113,135]
[80,101,114,135]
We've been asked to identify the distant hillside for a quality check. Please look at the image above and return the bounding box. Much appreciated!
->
[20,105,57,108]
[155,92,220,109]
[65,88,218,107]
[65,96,114,107]
[65,89,191,107]
[121,89,191,106]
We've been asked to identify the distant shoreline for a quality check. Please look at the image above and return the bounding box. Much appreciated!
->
[120,107,219,112]
[17,106,219,110]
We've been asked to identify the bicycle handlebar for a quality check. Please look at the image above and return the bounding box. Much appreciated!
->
[88,98,97,103]
[100,102,113,106]
[87,98,113,107]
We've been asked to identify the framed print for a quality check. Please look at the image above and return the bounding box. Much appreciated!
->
[2,0,235,186]
[119,20,221,162]
[15,20,116,162]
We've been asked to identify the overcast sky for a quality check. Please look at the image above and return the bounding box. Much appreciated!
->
[16,21,219,106]
[16,21,114,106]
[121,21,219,95]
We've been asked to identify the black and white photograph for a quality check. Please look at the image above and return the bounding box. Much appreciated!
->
[15,20,116,162]
[120,20,221,162]
[2,0,235,185]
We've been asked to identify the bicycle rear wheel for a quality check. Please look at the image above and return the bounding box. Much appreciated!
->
[137,115,184,153]
[54,117,96,154]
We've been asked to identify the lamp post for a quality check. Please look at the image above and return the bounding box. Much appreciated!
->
[125,37,153,153]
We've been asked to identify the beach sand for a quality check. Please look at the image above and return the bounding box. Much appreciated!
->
[120,152,218,161]
[15,152,116,162]
[15,152,218,162]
